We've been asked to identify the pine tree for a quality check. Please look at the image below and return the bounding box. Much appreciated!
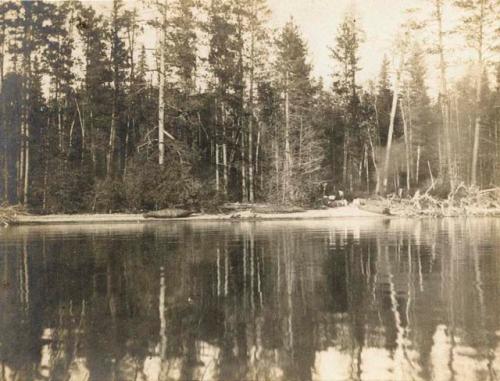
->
[404,43,433,186]
[274,18,318,203]
[0,2,10,202]
[170,0,197,95]
[206,0,239,195]
[106,0,128,179]
[376,55,393,146]
[8,0,58,205]
[330,13,363,191]
[76,4,111,179]
[454,0,499,185]
[239,0,270,202]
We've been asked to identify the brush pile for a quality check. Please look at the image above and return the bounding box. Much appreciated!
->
[388,184,500,217]
[0,204,29,227]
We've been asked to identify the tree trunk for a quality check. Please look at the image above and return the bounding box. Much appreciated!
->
[400,101,411,191]
[107,0,123,178]
[21,10,32,205]
[107,102,117,178]
[75,97,85,159]
[248,26,255,203]
[248,108,254,203]
[368,132,380,194]
[435,0,455,189]
[43,118,49,211]
[382,65,400,193]
[215,142,220,193]
[214,98,220,193]
[365,144,370,192]
[158,1,167,166]
[342,132,348,187]
[255,126,261,184]
[241,131,247,202]
[470,0,485,187]
[0,21,6,202]
[222,104,228,195]
[298,115,303,169]
[416,145,421,184]
[90,109,96,174]
[23,108,29,205]
[284,71,291,201]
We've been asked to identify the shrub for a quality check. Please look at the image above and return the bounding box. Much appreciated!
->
[93,179,127,213]
[124,151,202,212]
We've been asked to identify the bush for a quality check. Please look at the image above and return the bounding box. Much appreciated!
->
[42,160,95,214]
[124,152,202,212]
[94,179,127,213]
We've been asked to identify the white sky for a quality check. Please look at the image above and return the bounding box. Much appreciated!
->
[96,0,415,86]
[268,0,412,85]
[74,0,489,95]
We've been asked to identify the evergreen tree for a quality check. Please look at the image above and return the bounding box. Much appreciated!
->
[76,4,111,180]
[106,0,129,179]
[376,54,393,146]
[404,43,434,186]
[330,13,363,191]
[206,0,239,196]
[274,18,319,203]
[8,0,58,204]
[454,0,499,185]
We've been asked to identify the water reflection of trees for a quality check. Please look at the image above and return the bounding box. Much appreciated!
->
[0,219,499,380]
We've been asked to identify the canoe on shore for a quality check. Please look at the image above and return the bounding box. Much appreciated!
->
[144,208,192,218]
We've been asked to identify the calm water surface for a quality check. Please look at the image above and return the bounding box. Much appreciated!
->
[0,218,499,381]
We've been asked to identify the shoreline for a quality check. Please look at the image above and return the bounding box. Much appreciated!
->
[6,205,387,226]
[3,202,500,227]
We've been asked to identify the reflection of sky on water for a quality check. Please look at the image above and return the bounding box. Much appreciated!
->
[0,218,499,381]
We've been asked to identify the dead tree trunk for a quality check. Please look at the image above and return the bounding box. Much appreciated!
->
[222,105,228,196]
[158,1,167,166]
[470,0,485,186]
[214,98,220,193]
[283,71,291,201]
[400,101,411,191]
[382,64,401,193]
[435,0,455,189]
[0,18,6,202]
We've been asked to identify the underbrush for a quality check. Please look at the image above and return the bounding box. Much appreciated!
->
[386,184,500,217]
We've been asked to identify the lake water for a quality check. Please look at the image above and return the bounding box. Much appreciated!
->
[0,218,499,381]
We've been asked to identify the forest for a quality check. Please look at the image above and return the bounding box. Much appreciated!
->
[0,0,498,213]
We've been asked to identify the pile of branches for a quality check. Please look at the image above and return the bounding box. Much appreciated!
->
[0,203,29,227]
[389,183,500,217]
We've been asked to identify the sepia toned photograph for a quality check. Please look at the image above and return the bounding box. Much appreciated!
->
[0,0,499,380]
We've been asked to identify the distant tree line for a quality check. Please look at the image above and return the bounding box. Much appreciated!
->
[0,0,498,213]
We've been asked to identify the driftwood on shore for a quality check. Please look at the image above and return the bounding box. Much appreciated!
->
[0,204,28,226]
[385,185,500,217]
[357,202,391,215]
[251,205,305,214]
[143,208,192,218]
[222,202,305,214]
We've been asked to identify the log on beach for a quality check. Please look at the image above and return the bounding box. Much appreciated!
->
[143,208,192,218]
[251,205,305,214]
[357,202,392,216]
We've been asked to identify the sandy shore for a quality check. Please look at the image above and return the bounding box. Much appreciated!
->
[9,205,385,226]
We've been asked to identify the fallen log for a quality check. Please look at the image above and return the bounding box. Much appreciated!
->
[143,208,192,219]
[221,203,264,211]
[251,205,305,214]
[357,203,391,216]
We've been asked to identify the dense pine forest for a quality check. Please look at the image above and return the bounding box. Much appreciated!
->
[0,0,498,213]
